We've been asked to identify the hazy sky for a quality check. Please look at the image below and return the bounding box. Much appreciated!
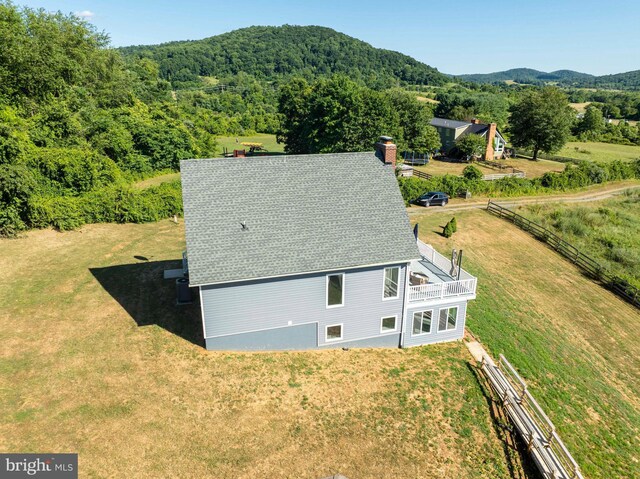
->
[18,0,640,75]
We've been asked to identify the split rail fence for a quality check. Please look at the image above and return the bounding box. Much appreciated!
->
[480,354,584,479]
[487,201,640,309]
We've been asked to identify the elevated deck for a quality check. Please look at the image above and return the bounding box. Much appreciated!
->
[408,241,477,302]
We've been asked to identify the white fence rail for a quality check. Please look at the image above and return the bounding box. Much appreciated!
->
[483,171,526,181]
[480,354,584,479]
[409,278,477,301]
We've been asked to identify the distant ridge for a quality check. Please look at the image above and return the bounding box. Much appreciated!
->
[119,25,450,87]
[456,68,640,90]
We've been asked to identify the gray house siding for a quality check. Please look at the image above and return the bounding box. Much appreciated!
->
[205,323,317,351]
[200,263,408,350]
[402,300,467,347]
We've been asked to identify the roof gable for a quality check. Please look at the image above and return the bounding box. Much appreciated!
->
[181,152,420,286]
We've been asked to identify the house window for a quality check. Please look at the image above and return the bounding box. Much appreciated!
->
[326,273,344,307]
[412,310,432,335]
[383,267,400,299]
[326,324,343,341]
[438,307,458,331]
[381,316,397,332]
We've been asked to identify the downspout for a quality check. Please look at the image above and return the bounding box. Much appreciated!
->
[400,261,412,348]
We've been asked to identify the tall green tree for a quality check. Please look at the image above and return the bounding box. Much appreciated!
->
[576,105,604,139]
[456,134,486,161]
[508,87,575,160]
[277,76,438,154]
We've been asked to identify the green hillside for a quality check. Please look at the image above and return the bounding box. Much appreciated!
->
[119,25,449,87]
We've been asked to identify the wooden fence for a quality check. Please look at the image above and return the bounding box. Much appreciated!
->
[487,201,640,309]
[480,353,584,479]
[413,170,432,180]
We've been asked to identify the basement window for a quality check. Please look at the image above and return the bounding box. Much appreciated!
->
[381,316,397,332]
[438,307,458,332]
[326,324,343,342]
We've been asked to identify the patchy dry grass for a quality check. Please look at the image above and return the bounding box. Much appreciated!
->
[0,222,518,478]
[413,210,640,479]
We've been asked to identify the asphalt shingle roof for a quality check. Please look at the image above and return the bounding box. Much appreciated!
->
[430,117,472,129]
[181,152,420,286]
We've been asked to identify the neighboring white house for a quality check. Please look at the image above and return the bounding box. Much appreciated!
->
[180,138,477,351]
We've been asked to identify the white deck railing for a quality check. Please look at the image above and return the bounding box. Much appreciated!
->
[409,241,477,302]
[408,278,477,302]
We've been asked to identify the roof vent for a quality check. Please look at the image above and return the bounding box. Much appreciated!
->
[240,221,249,231]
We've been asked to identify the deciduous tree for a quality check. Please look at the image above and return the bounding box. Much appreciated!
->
[508,87,575,160]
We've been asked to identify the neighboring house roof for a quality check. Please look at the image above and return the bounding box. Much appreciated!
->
[431,118,507,143]
[181,152,420,286]
[430,117,471,129]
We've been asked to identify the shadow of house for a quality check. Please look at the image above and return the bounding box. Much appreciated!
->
[90,260,203,347]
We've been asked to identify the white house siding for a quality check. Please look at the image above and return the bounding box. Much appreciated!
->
[199,263,408,350]
[402,300,468,347]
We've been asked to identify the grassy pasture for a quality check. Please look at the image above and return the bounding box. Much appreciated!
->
[0,222,518,479]
[216,133,284,156]
[559,141,640,162]
[412,209,640,479]
[515,190,640,289]
[411,157,565,178]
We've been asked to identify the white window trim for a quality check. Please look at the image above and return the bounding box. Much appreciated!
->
[325,323,343,342]
[411,309,434,336]
[380,315,398,334]
[382,266,400,301]
[326,273,345,309]
[438,306,458,332]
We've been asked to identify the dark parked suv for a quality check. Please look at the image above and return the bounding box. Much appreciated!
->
[415,191,449,207]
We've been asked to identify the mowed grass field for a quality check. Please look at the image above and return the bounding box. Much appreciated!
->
[216,133,284,156]
[412,209,640,479]
[559,141,640,162]
[0,222,519,479]
[411,157,565,178]
[516,190,640,289]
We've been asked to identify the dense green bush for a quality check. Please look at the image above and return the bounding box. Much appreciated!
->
[25,181,183,232]
[462,165,483,180]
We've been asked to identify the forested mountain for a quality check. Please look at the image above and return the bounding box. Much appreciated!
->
[119,25,450,88]
[457,68,594,85]
[457,68,640,90]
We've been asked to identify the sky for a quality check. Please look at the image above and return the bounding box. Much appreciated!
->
[17,0,640,75]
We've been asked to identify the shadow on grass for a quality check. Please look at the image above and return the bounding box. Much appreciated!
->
[90,259,203,347]
[465,361,543,479]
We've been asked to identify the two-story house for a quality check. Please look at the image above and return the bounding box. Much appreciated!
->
[180,138,477,350]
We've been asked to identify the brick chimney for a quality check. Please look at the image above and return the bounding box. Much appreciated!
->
[485,123,497,160]
[471,118,482,124]
[375,136,397,168]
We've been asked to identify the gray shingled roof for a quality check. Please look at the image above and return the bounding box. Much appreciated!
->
[181,152,420,286]
[430,117,471,129]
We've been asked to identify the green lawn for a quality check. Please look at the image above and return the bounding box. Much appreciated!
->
[216,133,284,156]
[559,141,640,162]
[515,190,640,289]
[0,222,518,479]
[412,210,640,479]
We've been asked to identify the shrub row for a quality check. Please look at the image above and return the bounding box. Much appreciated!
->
[399,159,640,204]
[25,180,182,231]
